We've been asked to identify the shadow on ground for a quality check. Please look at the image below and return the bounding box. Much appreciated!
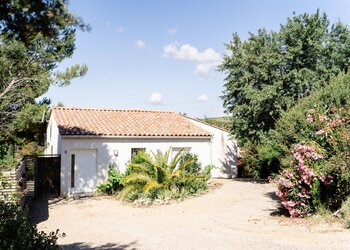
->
[61,241,138,250]
[29,196,49,224]
[264,191,279,201]
[29,195,70,224]
[233,178,269,184]
[264,191,289,217]
[232,178,288,217]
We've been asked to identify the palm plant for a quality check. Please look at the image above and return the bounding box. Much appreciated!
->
[121,148,211,201]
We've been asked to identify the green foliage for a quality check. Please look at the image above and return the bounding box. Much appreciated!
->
[273,73,350,161]
[237,141,281,179]
[0,0,90,59]
[121,148,212,202]
[201,116,232,131]
[273,102,349,217]
[0,201,59,249]
[0,156,17,171]
[18,142,45,156]
[97,166,124,195]
[0,144,18,170]
[219,10,350,145]
[0,0,88,149]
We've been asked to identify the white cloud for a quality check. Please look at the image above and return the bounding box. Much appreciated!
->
[197,94,208,102]
[149,92,163,105]
[163,42,221,78]
[134,40,146,49]
[116,26,124,33]
[167,28,177,35]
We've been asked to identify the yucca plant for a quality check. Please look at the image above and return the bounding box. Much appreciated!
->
[121,148,211,201]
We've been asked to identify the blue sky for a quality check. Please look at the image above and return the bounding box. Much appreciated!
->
[44,0,350,118]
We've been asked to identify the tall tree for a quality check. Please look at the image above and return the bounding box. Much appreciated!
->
[0,0,88,143]
[219,10,350,145]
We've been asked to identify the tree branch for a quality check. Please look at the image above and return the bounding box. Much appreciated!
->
[0,78,19,100]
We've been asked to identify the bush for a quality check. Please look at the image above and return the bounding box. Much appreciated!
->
[121,148,212,202]
[273,73,350,161]
[273,143,332,217]
[237,141,282,179]
[97,166,124,195]
[273,103,349,217]
[306,106,350,210]
[0,201,59,249]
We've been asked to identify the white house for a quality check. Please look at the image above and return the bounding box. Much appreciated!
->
[45,107,237,197]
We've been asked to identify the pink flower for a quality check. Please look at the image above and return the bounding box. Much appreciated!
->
[306,114,314,123]
[316,129,325,135]
[318,115,328,122]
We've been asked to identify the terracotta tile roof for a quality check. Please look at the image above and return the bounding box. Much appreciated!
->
[52,107,212,137]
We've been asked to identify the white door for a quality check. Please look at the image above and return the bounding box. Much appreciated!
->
[71,149,97,193]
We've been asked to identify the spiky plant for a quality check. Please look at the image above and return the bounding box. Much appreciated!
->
[121,148,211,201]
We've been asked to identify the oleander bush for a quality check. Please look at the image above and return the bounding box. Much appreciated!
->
[273,103,349,217]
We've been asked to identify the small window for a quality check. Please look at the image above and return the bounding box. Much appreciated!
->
[71,154,75,188]
[131,148,145,158]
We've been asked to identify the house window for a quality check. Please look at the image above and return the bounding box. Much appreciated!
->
[131,148,145,158]
[71,154,75,188]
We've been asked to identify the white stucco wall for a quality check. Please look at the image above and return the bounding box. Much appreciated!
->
[47,115,238,197]
[186,118,238,178]
[45,115,62,155]
[59,137,212,197]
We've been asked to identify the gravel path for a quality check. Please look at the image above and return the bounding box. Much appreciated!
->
[37,180,350,250]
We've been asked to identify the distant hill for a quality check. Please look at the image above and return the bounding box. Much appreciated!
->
[198,116,232,131]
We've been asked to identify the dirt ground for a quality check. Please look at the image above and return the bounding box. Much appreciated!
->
[37,180,350,250]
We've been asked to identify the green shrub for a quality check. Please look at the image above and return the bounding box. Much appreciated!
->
[273,73,350,160]
[121,148,212,202]
[238,141,282,179]
[0,201,59,249]
[97,166,124,195]
[273,103,349,217]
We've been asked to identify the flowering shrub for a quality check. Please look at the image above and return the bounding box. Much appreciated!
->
[274,144,333,217]
[274,104,349,217]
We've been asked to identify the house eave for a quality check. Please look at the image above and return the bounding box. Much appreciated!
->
[61,135,213,140]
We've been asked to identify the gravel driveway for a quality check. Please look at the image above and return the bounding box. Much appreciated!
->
[37,180,350,250]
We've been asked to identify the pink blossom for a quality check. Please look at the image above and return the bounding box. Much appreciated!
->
[318,114,328,122]
[306,114,314,123]
[316,129,325,135]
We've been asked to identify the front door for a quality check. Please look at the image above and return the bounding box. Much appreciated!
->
[71,149,97,193]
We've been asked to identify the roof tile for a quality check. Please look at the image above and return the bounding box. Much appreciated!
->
[52,107,212,137]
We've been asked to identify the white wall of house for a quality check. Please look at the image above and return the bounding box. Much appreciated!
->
[45,115,62,155]
[58,137,212,197]
[45,117,238,197]
[186,118,238,178]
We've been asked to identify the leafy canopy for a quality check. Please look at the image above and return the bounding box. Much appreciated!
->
[219,10,350,145]
[0,0,88,144]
